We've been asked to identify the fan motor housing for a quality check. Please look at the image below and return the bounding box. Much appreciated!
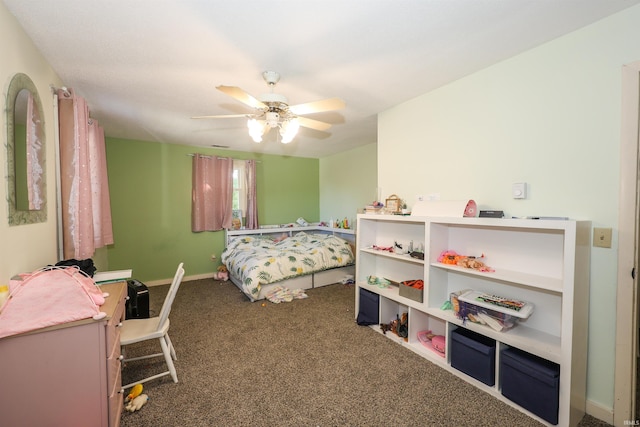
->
[260,92,288,105]
[265,111,280,127]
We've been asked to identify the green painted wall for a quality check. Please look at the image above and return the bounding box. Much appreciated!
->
[105,137,319,282]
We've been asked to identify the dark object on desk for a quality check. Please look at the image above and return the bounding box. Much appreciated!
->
[526,216,569,220]
[410,251,424,260]
[126,279,150,319]
[479,210,504,218]
[55,258,96,277]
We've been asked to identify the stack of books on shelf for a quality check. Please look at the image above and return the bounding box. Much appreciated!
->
[364,203,384,214]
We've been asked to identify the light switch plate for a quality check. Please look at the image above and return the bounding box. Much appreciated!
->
[593,227,612,248]
[512,182,526,199]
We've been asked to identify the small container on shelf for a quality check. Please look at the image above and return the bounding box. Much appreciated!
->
[398,279,423,303]
[451,327,496,386]
[454,290,534,332]
[501,347,560,425]
[449,289,471,313]
[357,288,380,326]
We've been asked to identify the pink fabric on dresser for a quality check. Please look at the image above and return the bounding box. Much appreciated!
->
[0,267,106,339]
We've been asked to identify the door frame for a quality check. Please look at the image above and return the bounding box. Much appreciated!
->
[614,61,640,426]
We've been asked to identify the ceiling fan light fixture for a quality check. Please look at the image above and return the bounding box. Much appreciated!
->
[204,71,341,145]
[280,118,300,144]
[247,118,266,143]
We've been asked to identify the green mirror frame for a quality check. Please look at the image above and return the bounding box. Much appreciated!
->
[6,73,47,225]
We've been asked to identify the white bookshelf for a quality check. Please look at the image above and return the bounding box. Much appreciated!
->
[354,214,590,426]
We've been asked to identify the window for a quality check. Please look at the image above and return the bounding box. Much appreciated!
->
[191,156,257,232]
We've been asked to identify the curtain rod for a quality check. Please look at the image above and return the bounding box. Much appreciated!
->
[187,153,261,163]
[50,84,70,97]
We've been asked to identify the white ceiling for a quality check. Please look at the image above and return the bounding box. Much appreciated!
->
[4,0,639,158]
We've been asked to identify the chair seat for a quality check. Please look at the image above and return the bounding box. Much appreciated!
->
[121,317,170,345]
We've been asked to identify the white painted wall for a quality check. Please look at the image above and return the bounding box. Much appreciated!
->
[0,4,62,283]
[378,4,640,413]
[320,143,377,228]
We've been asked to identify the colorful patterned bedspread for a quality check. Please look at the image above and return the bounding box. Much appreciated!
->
[221,231,355,299]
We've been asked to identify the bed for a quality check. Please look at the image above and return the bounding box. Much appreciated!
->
[222,226,356,302]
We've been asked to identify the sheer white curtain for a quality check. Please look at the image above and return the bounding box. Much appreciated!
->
[57,88,113,259]
[244,160,258,229]
[191,154,233,231]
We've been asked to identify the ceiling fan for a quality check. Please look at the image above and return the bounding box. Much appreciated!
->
[192,71,345,143]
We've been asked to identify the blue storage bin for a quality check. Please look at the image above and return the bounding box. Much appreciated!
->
[357,288,379,326]
[451,327,496,386]
[501,347,560,425]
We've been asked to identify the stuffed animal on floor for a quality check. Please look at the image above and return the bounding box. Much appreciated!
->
[125,384,143,402]
[213,265,229,281]
[125,394,149,412]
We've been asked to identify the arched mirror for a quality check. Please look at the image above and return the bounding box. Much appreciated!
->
[6,73,46,225]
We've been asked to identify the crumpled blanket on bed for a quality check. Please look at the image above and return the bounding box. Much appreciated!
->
[221,231,355,300]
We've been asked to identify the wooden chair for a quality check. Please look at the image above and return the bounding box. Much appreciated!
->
[120,262,185,389]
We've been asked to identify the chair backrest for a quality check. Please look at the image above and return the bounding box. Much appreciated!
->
[157,262,185,328]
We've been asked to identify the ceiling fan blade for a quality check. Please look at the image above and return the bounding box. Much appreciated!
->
[191,114,250,119]
[297,116,332,131]
[217,85,267,110]
[288,98,345,115]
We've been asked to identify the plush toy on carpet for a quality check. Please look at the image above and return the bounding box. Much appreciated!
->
[213,265,229,282]
[125,384,143,402]
[124,384,149,412]
[125,394,149,412]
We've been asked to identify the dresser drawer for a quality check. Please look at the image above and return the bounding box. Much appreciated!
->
[108,367,123,427]
[106,322,122,355]
[106,296,125,352]
[110,293,126,325]
[107,343,123,396]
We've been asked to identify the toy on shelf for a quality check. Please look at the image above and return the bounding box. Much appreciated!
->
[364,201,384,214]
[366,275,390,288]
[417,330,446,357]
[380,312,409,341]
[438,250,495,272]
[371,245,393,252]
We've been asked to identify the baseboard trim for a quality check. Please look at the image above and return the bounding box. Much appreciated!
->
[145,272,215,287]
[586,398,613,425]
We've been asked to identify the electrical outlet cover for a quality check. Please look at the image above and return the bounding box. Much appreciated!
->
[593,227,612,248]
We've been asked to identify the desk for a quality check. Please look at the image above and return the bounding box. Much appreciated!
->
[0,281,127,427]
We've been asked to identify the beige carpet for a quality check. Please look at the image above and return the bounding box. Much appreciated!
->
[120,278,611,427]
